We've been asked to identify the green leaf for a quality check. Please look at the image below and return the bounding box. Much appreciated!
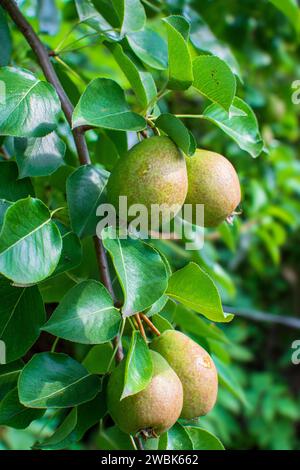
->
[0,277,45,362]
[269,0,300,34]
[37,408,77,449]
[42,280,121,344]
[212,355,247,406]
[67,165,108,238]
[189,10,241,80]
[155,113,196,156]
[18,352,101,408]
[159,423,193,450]
[0,67,61,138]
[0,360,23,400]
[121,330,153,399]
[0,388,44,429]
[186,426,225,450]
[37,390,107,449]
[0,161,34,201]
[193,55,236,111]
[14,132,66,178]
[0,197,62,284]
[72,78,146,131]
[107,42,157,109]
[98,425,134,450]
[75,0,120,40]
[174,304,228,343]
[0,7,12,66]
[163,15,193,90]
[102,228,168,317]
[203,97,264,158]
[114,0,146,35]
[83,343,114,374]
[127,28,168,70]
[52,223,82,276]
[0,200,11,231]
[151,314,173,333]
[166,262,233,323]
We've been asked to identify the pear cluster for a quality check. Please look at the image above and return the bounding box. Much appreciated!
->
[107,330,218,436]
[107,135,241,228]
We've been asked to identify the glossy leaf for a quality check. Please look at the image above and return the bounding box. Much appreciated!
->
[159,423,193,450]
[174,304,229,343]
[114,0,146,35]
[0,277,45,362]
[83,343,114,374]
[0,360,23,400]
[98,425,134,450]
[52,223,82,276]
[127,28,168,70]
[14,132,66,178]
[72,78,146,131]
[0,67,61,138]
[163,15,193,90]
[0,7,12,66]
[0,199,11,231]
[0,161,34,201]
[121,330,153,399]
[37,390,107,449]
[18,352,101,408]
[0,388,44,429]
[203,97,264,158]
[42,280,121,344]
[75,0,120,40]
[193,55,236,111]
[67,165,109,238]
[0,198,62,284]
[102,228,168,317]
[107,42,157,109]
[186,426,225,450]
[166,262,233,322]
[155,113,196,156]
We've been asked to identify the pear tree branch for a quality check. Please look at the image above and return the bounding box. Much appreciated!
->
[1,0,124,361]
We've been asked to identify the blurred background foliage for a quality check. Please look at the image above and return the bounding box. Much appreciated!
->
[1,0,300,450]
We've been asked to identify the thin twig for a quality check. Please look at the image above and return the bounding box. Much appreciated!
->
[224,306,300,329]
[135,313,147,341]
[140,313,161,336]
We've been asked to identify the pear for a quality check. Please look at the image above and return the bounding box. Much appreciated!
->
[107,350,183,436]
[151,330,218,420]
[184,149,241,227]
[106,136,188,228]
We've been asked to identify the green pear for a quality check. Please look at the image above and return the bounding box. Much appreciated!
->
[107,350,183,436]
[184,149,241,227]
[106,136,188,228]
[151,330,218,420]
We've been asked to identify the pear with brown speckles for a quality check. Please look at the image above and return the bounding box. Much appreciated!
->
[151,330,218,419]
[107,350,183,436]
[185,149,241,227]
[106,136,188,228]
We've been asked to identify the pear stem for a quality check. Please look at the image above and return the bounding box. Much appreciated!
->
[140,314,161,336]
[135,313,147,341]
